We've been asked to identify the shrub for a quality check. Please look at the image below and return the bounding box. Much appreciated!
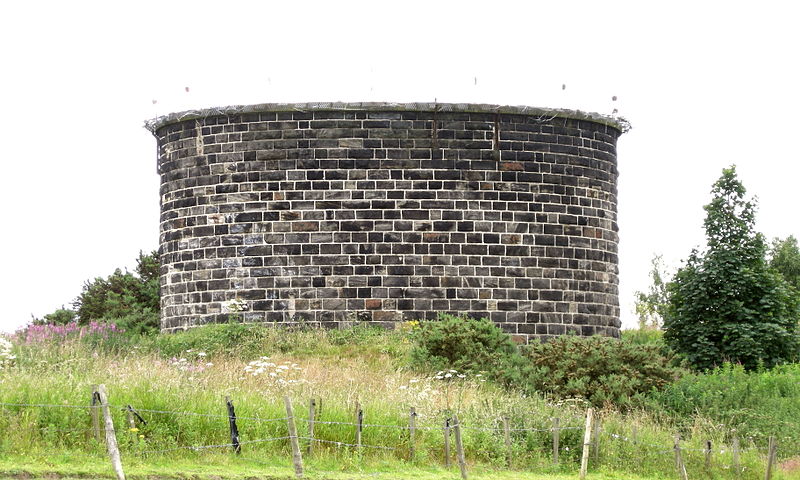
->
[408,314,531,389]
[522,335,682,409]
[103,310,160,336]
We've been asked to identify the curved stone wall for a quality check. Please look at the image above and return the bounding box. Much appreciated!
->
[150,102,625,341]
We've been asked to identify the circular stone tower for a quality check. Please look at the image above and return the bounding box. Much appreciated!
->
[149,102,626,341]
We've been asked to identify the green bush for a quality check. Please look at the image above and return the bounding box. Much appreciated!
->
[408,314,531,388]
[522,335,682,409]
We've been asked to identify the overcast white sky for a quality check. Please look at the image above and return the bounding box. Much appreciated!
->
[1,1,798,333]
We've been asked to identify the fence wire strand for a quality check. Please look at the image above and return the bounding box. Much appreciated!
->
[301,436,396,451]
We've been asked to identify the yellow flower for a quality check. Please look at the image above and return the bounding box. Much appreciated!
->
[129,427,139,433]
[139,434,145,439]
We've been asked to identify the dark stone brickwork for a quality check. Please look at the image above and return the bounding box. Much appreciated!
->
[150,103,625,341]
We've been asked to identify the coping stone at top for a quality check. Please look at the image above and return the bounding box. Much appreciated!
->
[144,101,629,134]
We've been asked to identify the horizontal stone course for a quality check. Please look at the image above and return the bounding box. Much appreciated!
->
[153,102,624,341]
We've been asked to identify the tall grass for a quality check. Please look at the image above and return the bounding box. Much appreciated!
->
[649,362,800,454]
[1,325,796,479]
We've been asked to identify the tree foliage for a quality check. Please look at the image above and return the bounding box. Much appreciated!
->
[73,250,160,334]
[769,235,800,291]
[663,167,800,370]
[633,254,670,329]
[32,307,77,326]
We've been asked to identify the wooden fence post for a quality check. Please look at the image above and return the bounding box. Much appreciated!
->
[591,416,601,462]
[90,385,102,442]
[765,436,777,480]
[96,385,125,480]
[552,417,560,465]
[579,408,594,480]
[354,400,363,452]
[733,436,741,479]
[284,396,304,478]
[444,418,451,468]
[307,398,316,456]
[705,440,712,470]
[409,407,416,461]
[126,407,135,430]
[502,416,512,468]
[225,396,241,454]
[631,424,638,445]
[673,434,688,480]
[453,415,467,480]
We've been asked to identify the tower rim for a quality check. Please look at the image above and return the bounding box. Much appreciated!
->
[145,101,628,134]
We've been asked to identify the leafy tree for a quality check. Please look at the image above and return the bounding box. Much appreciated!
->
[32,307,77,325]
[633,254,670,329]
[769,236,800,291]
[73,250,160,334]
[663,166,800,370]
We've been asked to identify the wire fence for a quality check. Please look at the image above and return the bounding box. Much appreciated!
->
[0,394,786,480]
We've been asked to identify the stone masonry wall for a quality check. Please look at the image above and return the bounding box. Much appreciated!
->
[150,102,624,341]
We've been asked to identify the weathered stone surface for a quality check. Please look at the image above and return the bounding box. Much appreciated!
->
[152,102,624,341]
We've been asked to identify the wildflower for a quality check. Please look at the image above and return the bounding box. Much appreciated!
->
[0,338,16,369]
[139,434,145,439]
[129,427,139,433]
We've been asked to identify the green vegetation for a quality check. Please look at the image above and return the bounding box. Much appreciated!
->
[409,314,532,389]
[633,255,670,330]
[34,250,160,335]
[770,235,800,291]
[649,362,800,454]
[663,166,800,370]
[2,322,798,479]
[523,334,680,410]
[410,316,679,410]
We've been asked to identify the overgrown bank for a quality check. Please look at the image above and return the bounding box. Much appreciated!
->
[1,320,799,479]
